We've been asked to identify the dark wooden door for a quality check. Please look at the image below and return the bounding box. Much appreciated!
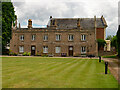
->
[31,46,36,56]
[69,46,73,56]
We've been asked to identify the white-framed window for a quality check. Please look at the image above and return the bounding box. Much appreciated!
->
[55,47,61,53]
[20,35,24,40]
[56,34,61,41]
[81,35,86,41]
[32,35,35,41]
[19,46,24,53]
[68,35,74,41]
[44,35,48,41]
[43,46,48,53]
[81,46,86,53]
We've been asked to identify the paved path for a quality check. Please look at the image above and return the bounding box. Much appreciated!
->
[102,58,120,84]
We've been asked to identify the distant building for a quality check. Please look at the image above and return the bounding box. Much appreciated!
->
[10,15,107,56]
[104,40,111,51]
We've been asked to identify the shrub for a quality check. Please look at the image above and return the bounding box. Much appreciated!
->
[42,54,48,57]
[23,52,27,56]
[27,52,31,56]
[23,52,31,56]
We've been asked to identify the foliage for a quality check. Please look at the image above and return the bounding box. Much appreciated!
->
[9,52,17,56]
[42,54,48,57]
[111,35,118,50]
[23,52,31,56]
[117,25,120,58]
[97,39,106,50]
[102,55,117,58]
[2,2,16,54]
[106,35,113,41]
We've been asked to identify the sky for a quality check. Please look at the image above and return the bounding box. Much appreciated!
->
[12,0,119,38]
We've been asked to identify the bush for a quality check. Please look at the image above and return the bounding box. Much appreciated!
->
[97,39,106,50]
[9,52,17,56]
[42,54,48,57]
[23,52,27,56]
[23,52,31,56]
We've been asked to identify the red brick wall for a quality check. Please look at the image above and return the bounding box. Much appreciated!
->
[96,28,104,39]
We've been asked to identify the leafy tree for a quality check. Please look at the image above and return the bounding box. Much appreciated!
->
[111,35,117,50]
[117,25,120,58]
[106,35,113,41]
[97,39,106,50]
[2,2,16,54]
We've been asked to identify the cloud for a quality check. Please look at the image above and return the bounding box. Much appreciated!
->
[12,0,119,37]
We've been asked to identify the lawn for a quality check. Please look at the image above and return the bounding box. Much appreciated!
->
[2,57,118,88]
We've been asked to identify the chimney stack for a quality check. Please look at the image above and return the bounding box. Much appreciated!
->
[12,21,13,29]
[28,19,32,28]
[15,19,17,28]
[50,16,52,19]
[19,23,21,28]
[77,18,80,27]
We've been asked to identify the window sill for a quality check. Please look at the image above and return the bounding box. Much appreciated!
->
[68,40,74,42]
[56,40,61,42]
[43,40,48,42]
[81,40,86,42]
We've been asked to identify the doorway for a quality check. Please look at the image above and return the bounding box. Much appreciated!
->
[31,46,36,55]
[69,46,73,56]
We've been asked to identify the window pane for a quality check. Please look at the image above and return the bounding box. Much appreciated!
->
[19,46,24,53]
[55,47,61,53]
[43,46,48,53]
[56,35,61,41]
[44,35,48,41]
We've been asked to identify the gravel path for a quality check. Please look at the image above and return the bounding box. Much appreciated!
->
[102,58,120,84]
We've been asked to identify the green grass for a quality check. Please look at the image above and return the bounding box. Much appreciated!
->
[2,57,118,88]
[102,55,117,58]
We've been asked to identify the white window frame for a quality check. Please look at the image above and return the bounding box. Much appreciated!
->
[43,46,48,53]
[20,35,24,41]
[81,46,86,53]
[55,47,61,53]
[32,35,35,41]
[56,34,61,41]
[68,35,74,41]
[81,35,86,41]
[44,35,48,41]
[19,46,24,53]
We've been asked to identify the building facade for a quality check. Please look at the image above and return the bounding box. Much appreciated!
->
[10,16,107,56]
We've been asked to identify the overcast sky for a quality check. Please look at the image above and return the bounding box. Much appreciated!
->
[12,0,119,38]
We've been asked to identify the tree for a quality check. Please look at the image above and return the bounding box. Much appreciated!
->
[111,35,117,50]
[106,35,113,41]
[2,2,16,54]
[117,25,120,58]
[97,39,106,50]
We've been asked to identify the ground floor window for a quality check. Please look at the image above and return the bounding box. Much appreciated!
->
[55,47,61,53]
[81,46,86,53]
[19,46,24,53]
[43,46,48,53]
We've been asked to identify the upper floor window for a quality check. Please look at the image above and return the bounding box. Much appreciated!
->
[55,47,61,53]
[20,35,24,41]
[19,46,24,53]
[81,46,86,53]
[56,34,61,41]
[44,35,48,41]
[68,35,74,41]
[32,35,35,41]
[43,46,48,53]
[81,35,86,41]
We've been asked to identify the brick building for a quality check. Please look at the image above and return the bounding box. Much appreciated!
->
[10,16,107,56]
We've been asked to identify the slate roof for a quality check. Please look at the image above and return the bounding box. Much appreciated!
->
[49,18,107,30]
